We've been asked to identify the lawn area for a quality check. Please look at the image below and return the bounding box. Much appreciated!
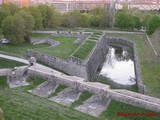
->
[0,76,159,120]
[149,29,160,55]
[0,58,25,68]
[105,33,160,98]
[0,59,159,120]
[0,43,49,58]
[73,40,96,60]
[33,35,79,59]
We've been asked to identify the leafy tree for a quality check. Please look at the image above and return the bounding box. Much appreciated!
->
[38,4,61,28]
[79,13,90,27]
[2,14,25,44]
[2,11,34,44]
[133,16,141,29]
[147,16,160,35]
[61,9,81,28]
[18,10,35,41]
[3,3,19,16]
[115,11,136,30]
[28,6,43,29]
[89,7,113,28]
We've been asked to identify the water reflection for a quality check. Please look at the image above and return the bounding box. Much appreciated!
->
[100,46,136,85]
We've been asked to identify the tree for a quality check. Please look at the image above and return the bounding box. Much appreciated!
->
[115,10,136,30]
[3,3,19,16]
[61,9,81,28]
[28,6,43,29]
[18,10,35,41]
[2,14,25,44]
[79,13,90,27]
[147,16,160,35]
[89,7,113,28]
[2,11,35,44]
[38,4,61,28]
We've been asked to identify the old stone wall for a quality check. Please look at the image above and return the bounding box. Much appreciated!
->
[85,35,108,80]
[0,69,10,76]
[7,66,28,81]
[27,66,160,112]
[106,38,145,94]
[28,34,108,80]
[28,50,88,79]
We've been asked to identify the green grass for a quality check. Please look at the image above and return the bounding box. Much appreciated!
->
[149,29,160,55]
[0,77,158,120]
[0,43,50,58]
[100,100,160,120]
[0,78,97,120]
[33,35,79,59]
[0,59,159,120]
[0,58,25,68]
[24,76,45,91]
[71,91,93,108]
[73,40,96,60]
[48,84,67,98]
[106,33,160,98]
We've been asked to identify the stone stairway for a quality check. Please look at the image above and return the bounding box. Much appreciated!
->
[28,80,58,98]
[49,87,81,106]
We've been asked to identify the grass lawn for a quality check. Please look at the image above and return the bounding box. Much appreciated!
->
[73,40,96,60]
[33,35,79,59]
[0,58,25,68]
[149,29,160,55]
[0,76,159,120]
[105,33,160,98]
[0,59,159,120]
[0,43,49,58]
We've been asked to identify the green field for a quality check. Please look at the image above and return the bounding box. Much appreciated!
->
[0,58,159,120]
[0,76,158,120]
[33,35,79,59]
[0,58,25,68]
[105,33,160,98]
[73,40,96,60]
[0,43,49,58]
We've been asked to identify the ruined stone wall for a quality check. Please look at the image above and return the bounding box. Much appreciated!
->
[27,66,160,112]
[28,50,88,79]
[0,69,10,76]
[106,38,145,94]
[28,34,108,80]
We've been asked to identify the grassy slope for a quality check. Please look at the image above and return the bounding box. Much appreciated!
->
[73,40,96,60]
[33,35,79,59]
[106,33,160,98]
[149,29,160,55]
[0,77,158,120]
[0,43,49,58]
[0,59,159,120]
[0,58,25,68]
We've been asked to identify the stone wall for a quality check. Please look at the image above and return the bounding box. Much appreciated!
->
[106,38,145,94]
[28,50,88,79]
[31,38,60,47]
[27,66,160,112]
[7,66,28,82]
[85,35,108,80]
[28,34,108,80]
[0,69,10,76]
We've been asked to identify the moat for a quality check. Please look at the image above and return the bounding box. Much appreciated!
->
[100,46,136,85]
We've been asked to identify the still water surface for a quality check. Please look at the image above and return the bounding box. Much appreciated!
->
[100,46,136,85]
